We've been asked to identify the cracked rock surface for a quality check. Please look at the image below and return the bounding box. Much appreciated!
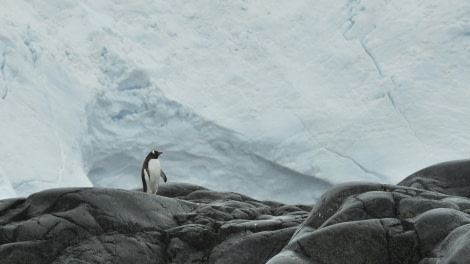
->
[0,183,309,264]
[268,159,470,264]
[1,159,470,264]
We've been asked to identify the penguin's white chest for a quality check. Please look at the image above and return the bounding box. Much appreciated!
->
[145,159,161,194]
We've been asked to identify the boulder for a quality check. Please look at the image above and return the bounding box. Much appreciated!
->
[2,159,470,263]
[268,159,470,264]
[0,183,309,264]
[398,159,470,197]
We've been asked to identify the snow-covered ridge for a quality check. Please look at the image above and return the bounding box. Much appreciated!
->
[1,0,469,202]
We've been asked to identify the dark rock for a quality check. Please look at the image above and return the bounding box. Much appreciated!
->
[184,189,257,203]
[209,227,297,264]
[167,224,217,250]
[3,159,470,263]
[0,187,192,264]
[410,208,470,257]
[157,182,209,198]
[432,224,470,264]
[0,183,303,264]
[277,219,390,264]
[398,196,459,219]
[268,159,470,264]
[398,159,470,197]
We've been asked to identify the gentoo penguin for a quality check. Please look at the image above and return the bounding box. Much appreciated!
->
[141,150,167,194]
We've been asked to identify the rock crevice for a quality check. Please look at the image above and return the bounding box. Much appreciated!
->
[1,159,470,263]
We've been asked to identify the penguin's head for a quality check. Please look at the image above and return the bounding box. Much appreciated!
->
[149,150,163,159]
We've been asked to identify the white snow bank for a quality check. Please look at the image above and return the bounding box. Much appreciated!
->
[1,0,470,203]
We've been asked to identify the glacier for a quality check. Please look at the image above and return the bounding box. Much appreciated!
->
[1,0,469,203]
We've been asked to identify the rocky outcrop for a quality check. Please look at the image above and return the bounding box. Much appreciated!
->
[398,159,470,197]
[0,183,311,264]
[268,159,470,264]
[1,159,470,264]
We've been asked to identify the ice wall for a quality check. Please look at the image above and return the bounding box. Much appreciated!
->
[1,0,469,202]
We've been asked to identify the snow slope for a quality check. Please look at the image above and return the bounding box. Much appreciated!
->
[1,0,469,203]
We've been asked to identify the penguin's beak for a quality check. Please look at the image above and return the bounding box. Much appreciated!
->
[158,151,163,155]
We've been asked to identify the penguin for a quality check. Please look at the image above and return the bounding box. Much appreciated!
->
[141,150,167,194]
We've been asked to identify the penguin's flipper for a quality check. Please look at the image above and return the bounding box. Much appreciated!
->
[143,168,151,193]
[160,170,167,182]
